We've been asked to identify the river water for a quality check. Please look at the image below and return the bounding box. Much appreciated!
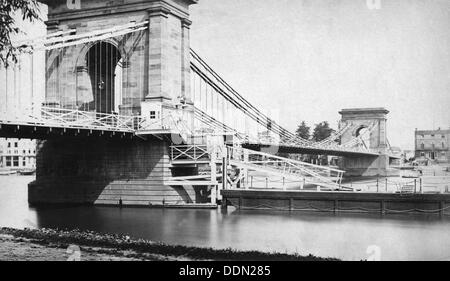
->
[1,175,450,261]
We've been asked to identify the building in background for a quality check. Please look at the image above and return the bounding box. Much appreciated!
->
[415,128,450,164]
[0,138,36,170]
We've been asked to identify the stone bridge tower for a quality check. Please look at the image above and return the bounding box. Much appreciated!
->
[339,108,389,153]
[42,0,196,122]
[29,0,203,206]
[338,108,396,177]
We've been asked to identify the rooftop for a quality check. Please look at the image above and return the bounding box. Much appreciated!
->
[415,129,450,135]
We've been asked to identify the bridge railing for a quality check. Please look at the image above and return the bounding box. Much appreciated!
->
[170,145,210,162]
[17,106,141,132]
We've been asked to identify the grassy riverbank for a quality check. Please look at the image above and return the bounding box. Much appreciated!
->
[0,227,338,261]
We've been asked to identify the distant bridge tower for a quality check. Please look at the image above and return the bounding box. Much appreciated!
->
[338,108,396,177]
[339,108,389,153]
[29,0,203,206]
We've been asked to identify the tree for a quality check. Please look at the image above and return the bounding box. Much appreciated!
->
[295,121,310,140]
[312,121,335,142]
[0,0,41,67]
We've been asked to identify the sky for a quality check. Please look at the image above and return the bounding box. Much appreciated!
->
[189,0,450,150]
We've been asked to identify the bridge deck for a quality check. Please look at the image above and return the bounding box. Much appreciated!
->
[242,143,381,157]
[0,121,135,140]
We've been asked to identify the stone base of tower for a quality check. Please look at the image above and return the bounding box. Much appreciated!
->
[339,154,399,177]
[28,136,210,207]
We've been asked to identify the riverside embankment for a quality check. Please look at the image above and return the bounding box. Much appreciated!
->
[0,227,336,261]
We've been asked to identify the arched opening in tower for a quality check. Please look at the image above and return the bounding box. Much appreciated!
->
[85,42,122,114]
[356,126,371,148]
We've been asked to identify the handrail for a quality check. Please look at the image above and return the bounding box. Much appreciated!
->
[38,107,140,132]
[234,146,345,174]
[170,145,209,162]
[228,146,344,188]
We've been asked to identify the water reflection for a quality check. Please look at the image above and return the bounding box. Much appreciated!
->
[1,175,450,260]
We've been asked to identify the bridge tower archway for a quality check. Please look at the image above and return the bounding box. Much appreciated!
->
[355,126,371,149]
[84,41,122,114]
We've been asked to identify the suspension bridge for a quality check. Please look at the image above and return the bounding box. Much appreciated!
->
[0,0,399,207]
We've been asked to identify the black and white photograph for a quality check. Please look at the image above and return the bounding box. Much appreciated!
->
[0,0,449,266]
